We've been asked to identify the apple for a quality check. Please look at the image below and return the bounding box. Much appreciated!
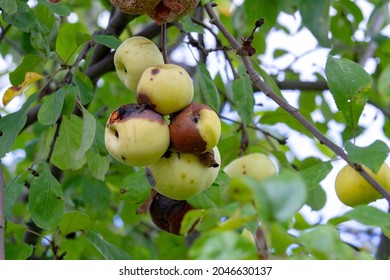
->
[169,103,221,154]
[104,103,170,167]
[114,36,164,92]
[335,163,390,207]
[111,0,160,15]
[146,0,200,24]
[136,64,194,115]
[149,192,194,235]
[223,153,277,181]
[146,147,221,200]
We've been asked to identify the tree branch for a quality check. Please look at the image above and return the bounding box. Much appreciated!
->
[204,2,390,203]
[0,162,5,260]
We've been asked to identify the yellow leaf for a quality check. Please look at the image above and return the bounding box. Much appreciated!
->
[2,72,43,106]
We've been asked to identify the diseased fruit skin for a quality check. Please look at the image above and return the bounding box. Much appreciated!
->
[169,103,221,154]
[136,64,194,115]
[114,36,164,92]
[104,103,170,167]
[223,153,277,181]
[147,147,221,200]
[335,163,390,207]
[111,0,160,15]
[149,192,194,235]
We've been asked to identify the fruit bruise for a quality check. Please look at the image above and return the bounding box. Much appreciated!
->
[105,104,170,167]
[149,192,194,235]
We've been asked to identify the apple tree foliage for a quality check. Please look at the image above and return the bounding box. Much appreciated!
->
[1,0,390,260]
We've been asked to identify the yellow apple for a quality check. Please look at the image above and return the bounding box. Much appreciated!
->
[223,153,278,181]
[169,103,221,154]
[136,64,194,115]
[335,163,390,207]
[146,147,221,200]
[114,36,164,92]
[104,104,170,167]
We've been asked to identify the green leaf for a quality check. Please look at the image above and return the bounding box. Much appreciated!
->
[85,231,132,260]
[4,174,26,220]
[5,243,33,260]
[0,93,38,158]
[269,222,297,254]
[51,114,87,170]
[74,107,96,160]
[30,19,51,56]
[325,56,372,129]
[2,1,36,32]
[120,171,151,205]
[81,177,110,219]
[342,205,390,227]
[189,231,257,260]
[38,86,67,126]
[74,71,94,105]
[232,73,255,126]
[181,15,205,34]
[92,34,122,49]
[345,140,390,173]
[9,54,44,86]
[86,150,110,181]
[187,184,221,209]
[195,63,220,111]
[38,0,72,17]
[299,225,367,259]
[299,0,331,47]
[0,0,17,14]
[59,211,91,236]
[378,64,390,98]
[61,84,78,116]
[29,162,64,230]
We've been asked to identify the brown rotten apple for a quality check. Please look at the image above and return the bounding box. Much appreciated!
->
[149,192,195,235]
[136,64,194,115]
[104,104,170,167]
[169,103,221,154]
[146,147,221,200]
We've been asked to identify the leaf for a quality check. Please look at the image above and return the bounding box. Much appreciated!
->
[86,150,110,181]
[59,211,91,236]
[61,85,78,116]
[38,86,67,126]
[37,0,72,17]
[299,0,331,47]
[189,231,257,260]
[4,174,26,220]
[195,63,220,112]
[345,140,390,173]
[5,243,33,260]
[187,184,221,209]
[269,222,296,254]
[2,72,43,106]
[85,231,132,260]
[29,162,64,230]
[120,171,151,205]
[325,56,372,129]
[2,1,36,32]
[51,115,87,170]
[342,205,390,227]
[0,93,38,158]
[377,64,390,98]
[81,177,110,219]
[9,54,44,86]
[92,34,122,49]
[0,0,17,15]
[232,73,255,126]
[74,71,94,105]
[74,107,96,160]
[181,15,205,34]
[299,224,367,260]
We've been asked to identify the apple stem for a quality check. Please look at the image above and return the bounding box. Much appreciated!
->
[160,23,170,64]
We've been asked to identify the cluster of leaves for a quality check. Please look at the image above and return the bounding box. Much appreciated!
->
[1,0,390,260]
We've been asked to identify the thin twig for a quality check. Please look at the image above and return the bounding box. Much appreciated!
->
[160,23,169,64]
[46,117,62,163]
[204,2,390,203]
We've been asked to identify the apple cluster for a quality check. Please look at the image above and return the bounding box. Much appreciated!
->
[104,36,222,234]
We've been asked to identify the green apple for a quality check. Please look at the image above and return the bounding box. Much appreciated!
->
[223,153,277,181]
[169,103,221,154]
[335,163,390,207]
[146,147,221,200]
[136,64,194,115]
[104,103,170,167]
[114,36,164,92]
